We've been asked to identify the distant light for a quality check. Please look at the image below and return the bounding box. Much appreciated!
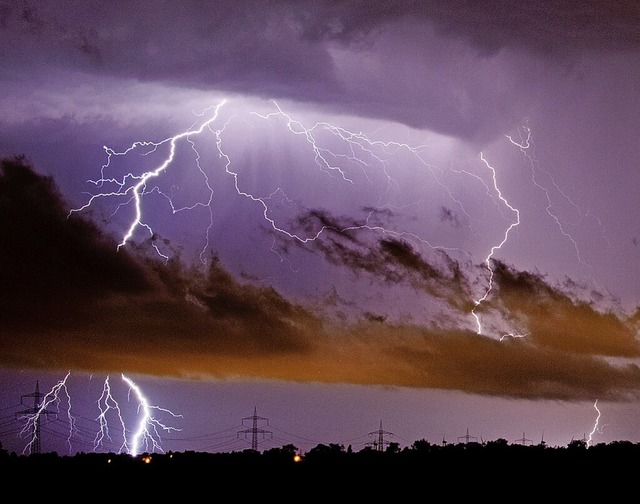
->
[293,454,302,463]
[142,456,152,464]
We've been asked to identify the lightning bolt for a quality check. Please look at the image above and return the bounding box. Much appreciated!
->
[471,153,521,335]
[71,98,479,255]
[16,372,181,456]
[94,375,129,454]
[69,100,228,260]
[121,374,182,457]
[243,101,482,277]
[587,399,601,447]
[506,125,606,292]
[254,100,475,232]
[17,371,76,455]
[499,332,530,341]
[71,99,539,337]
[70,99,477,292]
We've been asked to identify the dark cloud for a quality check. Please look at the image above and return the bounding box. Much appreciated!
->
[0,156,320,374]
[3,1,638,144]
[287,208,471,311]
[0,0,339,99]
[439,206,460,227]
[0,155,151,327]
[3,156,640,402]
[294,0,640,56]
[489,260,640,358]
[386,324,640,401]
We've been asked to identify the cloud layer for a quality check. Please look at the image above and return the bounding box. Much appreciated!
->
[2,156,639,402]
[2,1,639,144]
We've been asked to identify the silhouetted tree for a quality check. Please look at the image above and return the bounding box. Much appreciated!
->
[567,439,587,451]
[263,443,299,462]
[386,441,401,454]
[410,439,433,452]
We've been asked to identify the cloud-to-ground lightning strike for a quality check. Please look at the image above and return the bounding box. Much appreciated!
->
[122,374,182,457]
[17,371,76,455]
[587,400,602,447]
[94,375,129,454]
[16,373,181,456]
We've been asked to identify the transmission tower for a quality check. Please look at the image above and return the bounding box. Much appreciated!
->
[367,420,394,451]
[15,381,57,455]
[515,432,533,445]
[457,428,478,444]
[238,407,272,451]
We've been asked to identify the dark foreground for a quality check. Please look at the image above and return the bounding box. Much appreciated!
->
[1,440,635,497]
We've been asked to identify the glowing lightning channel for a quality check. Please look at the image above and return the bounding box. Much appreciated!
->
[69,100,228,257]
[121,374,182,457]
[248,101,474,256]
[94,375,129,454]
[73,98,479,268]
[471,153,521,335]
[587,399,601,447]
[74,99,523,333]
[260,118,523,333]
[499,332,530,341]
[253,102,358,184]
[505,125,605,292]
[18,371,76,455]
[255,101,474,227]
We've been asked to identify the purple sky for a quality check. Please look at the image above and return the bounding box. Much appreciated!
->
[1,1,640,456]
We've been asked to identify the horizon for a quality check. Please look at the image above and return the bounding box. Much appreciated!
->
[0,368,619,457]
[1,1,639,461]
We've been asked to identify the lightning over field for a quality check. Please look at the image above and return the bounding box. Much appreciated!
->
[16,372,74,455]
[13,373,181,456]
[1,1,640,454]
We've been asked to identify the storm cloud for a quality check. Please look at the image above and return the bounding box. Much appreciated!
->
[2,1,639,144]
[2,156,640,402]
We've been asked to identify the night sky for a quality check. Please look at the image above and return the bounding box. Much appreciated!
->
[1,1,640,456]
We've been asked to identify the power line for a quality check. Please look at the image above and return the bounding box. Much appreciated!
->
[367,420,394,452]
[458,428,478,444]
[15,381,57,455]
[515,432,533,445]
[237,407,272,451]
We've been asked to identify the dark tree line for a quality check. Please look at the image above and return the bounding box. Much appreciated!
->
[1,437,636,473]
[1,438,636,498]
